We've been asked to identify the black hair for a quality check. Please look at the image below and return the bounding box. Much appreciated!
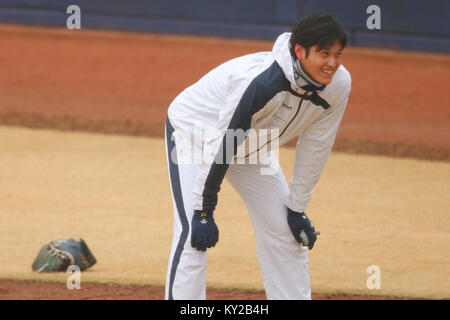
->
[289,13,347,58]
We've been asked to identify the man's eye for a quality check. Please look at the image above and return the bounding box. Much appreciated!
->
[321,51,329,56]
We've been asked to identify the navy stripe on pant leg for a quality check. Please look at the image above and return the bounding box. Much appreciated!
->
[165,118,190,300]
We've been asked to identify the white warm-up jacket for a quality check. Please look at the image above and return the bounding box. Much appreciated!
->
[167,32,351,215]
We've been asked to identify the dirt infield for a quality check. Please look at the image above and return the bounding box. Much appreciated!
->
[0,24,449,161]
[0,24,449,300]
[0,280,411,300]
[2,126,448,300]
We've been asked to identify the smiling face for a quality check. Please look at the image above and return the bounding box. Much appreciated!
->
[295,41,344,85]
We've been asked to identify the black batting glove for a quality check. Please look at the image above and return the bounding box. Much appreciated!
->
[191,210,219,252]
[287,207,319,250]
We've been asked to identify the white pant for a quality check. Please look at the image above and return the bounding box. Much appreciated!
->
[165,124,311,300]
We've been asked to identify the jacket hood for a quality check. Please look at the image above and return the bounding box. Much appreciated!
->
[272,32,297,87]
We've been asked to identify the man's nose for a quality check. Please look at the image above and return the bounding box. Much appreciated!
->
[326,56,337,69]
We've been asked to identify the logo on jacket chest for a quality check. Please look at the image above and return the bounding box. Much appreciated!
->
[281,102,293,110]
[267,102,295,129]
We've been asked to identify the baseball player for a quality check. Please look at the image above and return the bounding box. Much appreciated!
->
[164,14,351,300]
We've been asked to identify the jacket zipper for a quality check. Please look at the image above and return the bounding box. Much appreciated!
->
[277,97,303,140]
[244,98,304,158]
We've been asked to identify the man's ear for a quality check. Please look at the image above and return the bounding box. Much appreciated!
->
[294,44,306,61]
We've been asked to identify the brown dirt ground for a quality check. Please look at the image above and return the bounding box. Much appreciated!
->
[0,24,448,300]
[0,24,449,161]
[0,280,412,300]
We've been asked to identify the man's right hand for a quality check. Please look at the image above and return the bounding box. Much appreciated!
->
[287,208,319,249]
[191,210,219,251]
